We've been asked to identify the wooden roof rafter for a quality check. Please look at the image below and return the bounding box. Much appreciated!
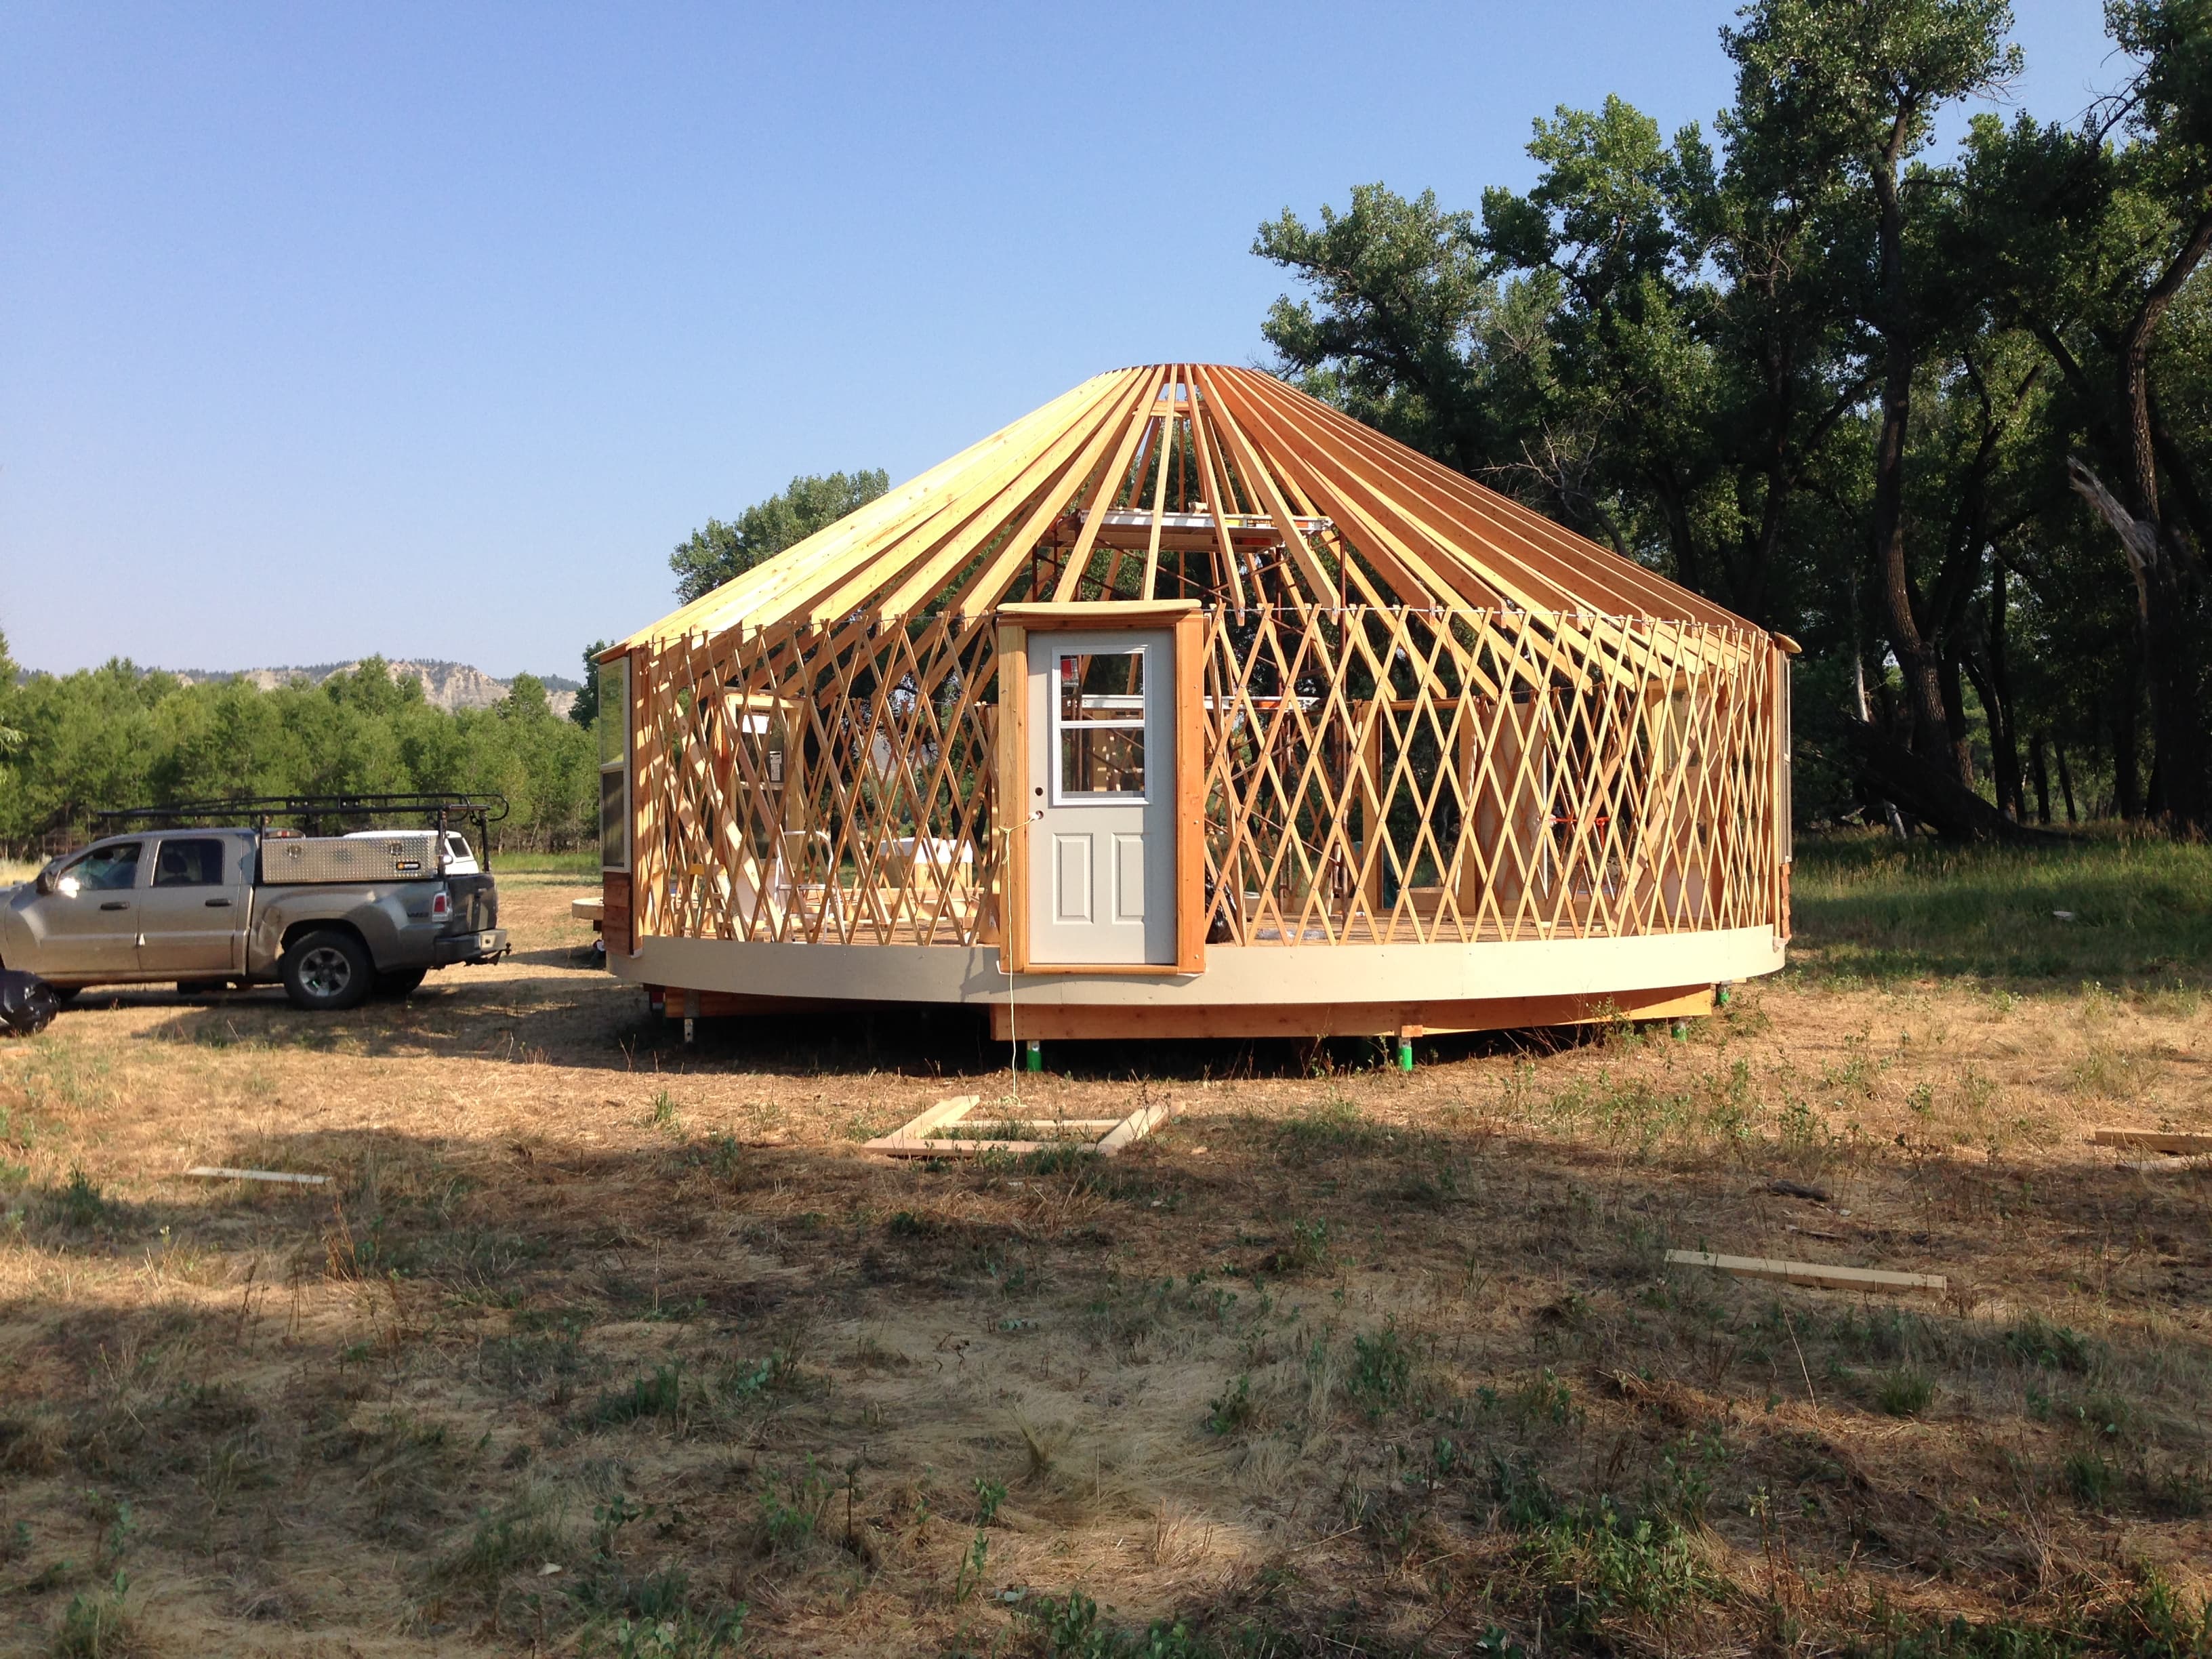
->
[617,362,1763,652]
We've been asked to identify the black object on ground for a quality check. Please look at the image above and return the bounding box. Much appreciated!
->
[1768,1178,1833,1203]
[0,969,61,1038]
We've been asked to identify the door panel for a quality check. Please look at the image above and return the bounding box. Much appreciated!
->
[1027,628,1176,965]
[138,836,248,974]
[18,841,144,978]
[1113,834,1146,923]
[1052,836,1093,924]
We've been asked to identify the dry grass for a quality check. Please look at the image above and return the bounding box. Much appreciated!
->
[1,870,2209,1654]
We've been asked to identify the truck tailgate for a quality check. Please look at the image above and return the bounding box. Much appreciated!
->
[447,874,498,933]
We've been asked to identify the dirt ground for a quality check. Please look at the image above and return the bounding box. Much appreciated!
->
[2,874,2207,1656]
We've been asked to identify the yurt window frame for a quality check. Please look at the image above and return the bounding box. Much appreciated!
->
[598,653,631,874]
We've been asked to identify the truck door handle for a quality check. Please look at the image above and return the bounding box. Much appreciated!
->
[205,898,233,907]
[100,901,128,911]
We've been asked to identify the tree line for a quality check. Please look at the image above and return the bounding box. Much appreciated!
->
[15,1,2204,848]
[0,633,603,856]
[1256,0,2212,835]
[0,466,890,859]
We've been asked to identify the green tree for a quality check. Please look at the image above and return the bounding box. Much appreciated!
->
[1722,0,2022,777]
[669,470,889,602]
[0,657,602,856]
[495,672,552,722]
[569,639,611,728]
[0,630,23,758]
[1254,186,1508,478]
[1957,0,2212,826]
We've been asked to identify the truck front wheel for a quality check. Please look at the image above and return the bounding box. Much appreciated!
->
[282,930,373,1011]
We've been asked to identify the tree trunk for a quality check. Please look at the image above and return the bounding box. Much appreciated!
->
[2055,739,2079,825]
[1838,722,2062,845]
[2113,697,2142,821]
[2068,455,2209,830]
[1939,652,1975,790]
[1986,562,2022,819]
[1867,122,1956,777]
[2029,733,2051,825]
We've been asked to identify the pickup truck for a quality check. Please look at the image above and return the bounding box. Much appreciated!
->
[0,826,508,1010]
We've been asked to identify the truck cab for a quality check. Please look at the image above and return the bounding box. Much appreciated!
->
[1,802,510,1010]
[6,830,257,983]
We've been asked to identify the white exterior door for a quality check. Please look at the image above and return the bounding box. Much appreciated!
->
[1027,628,1176,965]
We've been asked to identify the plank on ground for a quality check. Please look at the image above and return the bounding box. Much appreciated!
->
[2092,1129,2212,1153]
[1665,1248,1945,1293]
[863,1094,1172,1159]
[878,1094,984,1143]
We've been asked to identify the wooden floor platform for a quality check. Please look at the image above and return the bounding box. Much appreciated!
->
[643,983,1713,1039]
[985,984,1713,1040]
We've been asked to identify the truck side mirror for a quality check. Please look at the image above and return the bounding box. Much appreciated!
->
[33,867,54,896]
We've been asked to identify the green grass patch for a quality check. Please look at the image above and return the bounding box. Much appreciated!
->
[1791,828,2212,987]
[487,850,602,877]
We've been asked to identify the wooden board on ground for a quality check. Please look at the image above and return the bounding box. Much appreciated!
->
[2092,1128,2212,1154]
[865,1094,1174,1159]
[182,1166,331,1186]
[1665,1248,1945,1293]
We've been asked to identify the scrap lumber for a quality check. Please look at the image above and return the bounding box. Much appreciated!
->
[2091,1129,2212,1154]
[865,1094,1174,1159]
[182,1166,330,1186]
[1666,1248,1945,1294]
[1096,1101,1174,1155]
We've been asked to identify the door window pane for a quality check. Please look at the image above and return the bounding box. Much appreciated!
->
[1061,728,1146,796]
[153,838,228,886]
[1058,651,1144,723]
[1056,649,1146,798]
[67,842,141,891]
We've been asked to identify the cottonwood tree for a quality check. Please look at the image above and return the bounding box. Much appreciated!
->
[1722,0,2022,779]
[670,470,889,603]
[1959,0,2212,826]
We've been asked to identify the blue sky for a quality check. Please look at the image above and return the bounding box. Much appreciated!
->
[3,1,2123,679]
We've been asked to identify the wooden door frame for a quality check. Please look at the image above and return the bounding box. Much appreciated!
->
[996,601,1204,976]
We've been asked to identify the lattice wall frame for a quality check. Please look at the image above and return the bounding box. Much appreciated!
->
[630,607,1784,951]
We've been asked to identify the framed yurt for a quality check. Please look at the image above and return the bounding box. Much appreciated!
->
[596,363,1792,1044]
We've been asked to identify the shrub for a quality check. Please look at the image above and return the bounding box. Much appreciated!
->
[1347,1328,1412,1417]
[1875,1368,1935,1418]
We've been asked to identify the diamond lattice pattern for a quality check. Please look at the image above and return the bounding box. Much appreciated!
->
[633,608,1784,949]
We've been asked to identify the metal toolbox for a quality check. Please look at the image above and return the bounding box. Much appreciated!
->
[260,832,443,884]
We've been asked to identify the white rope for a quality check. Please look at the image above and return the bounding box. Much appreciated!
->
[1004,806,1044,1106]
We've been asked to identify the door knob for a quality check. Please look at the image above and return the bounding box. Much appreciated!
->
[100,901,127,911]
[205,898,232,907]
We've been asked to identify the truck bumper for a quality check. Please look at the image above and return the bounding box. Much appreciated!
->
[432,928,510,966]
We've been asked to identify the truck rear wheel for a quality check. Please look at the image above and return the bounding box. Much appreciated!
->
[373,967,428,1000]
[281,930,373,1011]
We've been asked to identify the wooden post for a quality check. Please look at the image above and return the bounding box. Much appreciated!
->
[1174,608,1206,972]
[997,623,1029,975]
